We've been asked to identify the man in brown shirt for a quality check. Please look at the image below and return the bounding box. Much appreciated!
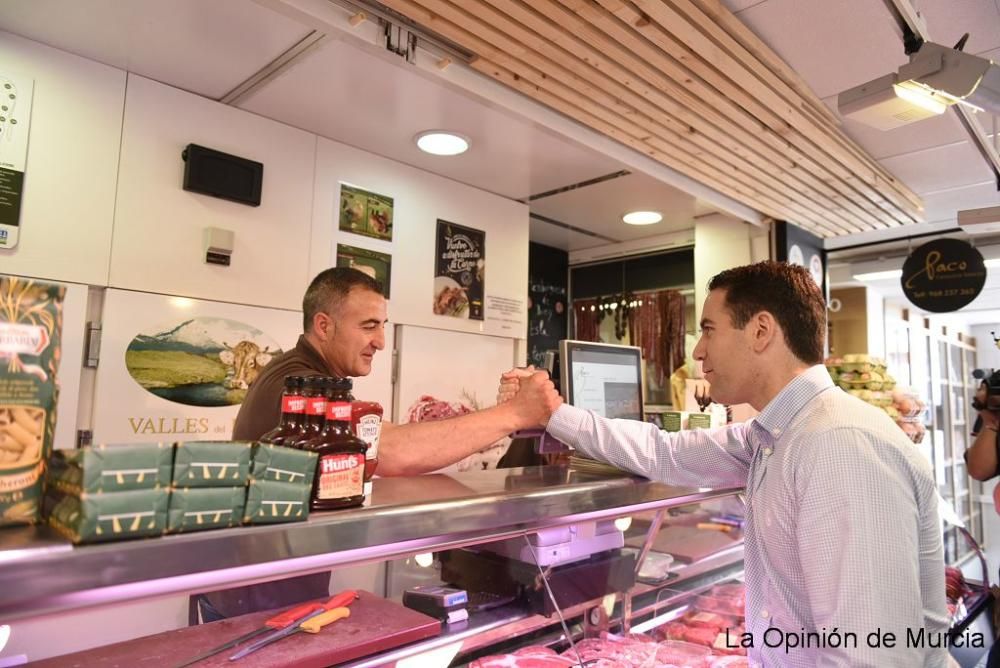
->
[201,267,527,619]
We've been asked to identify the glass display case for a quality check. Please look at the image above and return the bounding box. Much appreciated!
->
[0,466,746,666]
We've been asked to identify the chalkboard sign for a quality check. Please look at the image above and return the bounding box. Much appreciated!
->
[901,238,986,313]
[527,243,568,367]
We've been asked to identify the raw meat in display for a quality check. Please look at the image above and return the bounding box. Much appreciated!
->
[513,647,561,657]
[654,639,714,667]
[406,395,473,422]
[686,611,729,630]
[562,635,660,666]
[470,649,577,667]
[709,657,749,668]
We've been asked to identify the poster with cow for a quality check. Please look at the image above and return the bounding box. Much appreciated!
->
[92,289,301,443]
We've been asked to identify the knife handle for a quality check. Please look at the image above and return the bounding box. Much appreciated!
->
[266,602,323,629]
[300,607,350,634]
[324,590,359,610]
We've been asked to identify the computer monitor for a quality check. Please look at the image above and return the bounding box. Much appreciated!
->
[559,340,644,420]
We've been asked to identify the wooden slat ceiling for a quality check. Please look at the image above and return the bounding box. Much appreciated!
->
[376,0,925,238]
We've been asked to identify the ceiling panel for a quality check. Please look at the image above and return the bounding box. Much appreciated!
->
[915,0,1000,55]
[0,0,312,98]
[734,0,907,99]
[528,218,614,252]
[921,180,1000,224]
[723,0,770,14]
[879,141,996,194]
[824,97,968,160]
[528,172,697,244]
[238,38,625,200]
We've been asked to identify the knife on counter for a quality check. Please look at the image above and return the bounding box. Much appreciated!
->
[228,606,351,661]
[175,589,358,667]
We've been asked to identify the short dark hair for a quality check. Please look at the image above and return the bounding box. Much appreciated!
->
[302,267,384,332]
[708,261,825,365]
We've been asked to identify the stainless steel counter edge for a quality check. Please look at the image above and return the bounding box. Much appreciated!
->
[0,466,742,620]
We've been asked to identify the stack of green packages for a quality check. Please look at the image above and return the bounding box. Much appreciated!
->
[244,443,317,524]
[46,443,173,543]
[169,441,251,533]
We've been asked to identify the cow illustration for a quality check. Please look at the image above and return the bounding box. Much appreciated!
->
[219,340,273,390]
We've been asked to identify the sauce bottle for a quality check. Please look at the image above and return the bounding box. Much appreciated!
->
[289,376,330,448]
[259,376,305,445]
[303,378,366,510]
[351,401,383,486]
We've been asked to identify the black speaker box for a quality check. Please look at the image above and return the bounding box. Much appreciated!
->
[182,144,263,207]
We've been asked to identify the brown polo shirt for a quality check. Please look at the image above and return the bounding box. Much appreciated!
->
[232,335,331,442]
[203,335,334,619]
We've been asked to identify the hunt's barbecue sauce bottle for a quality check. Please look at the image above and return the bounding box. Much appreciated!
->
[304,378,366,510]
[294,376,333,448]
[260,376,305,445]
[351,401,383,486]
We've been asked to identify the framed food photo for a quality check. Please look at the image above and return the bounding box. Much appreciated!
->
[434,219,485,321]
[336,244,392,297]
[338,183,393,242]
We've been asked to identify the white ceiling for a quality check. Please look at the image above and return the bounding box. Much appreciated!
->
[0,0,702,252]
[728,0,1000,228]
[0,0,998,252]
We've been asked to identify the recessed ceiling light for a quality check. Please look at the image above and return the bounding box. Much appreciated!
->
[415,130,469,156]
[622,211,663,225]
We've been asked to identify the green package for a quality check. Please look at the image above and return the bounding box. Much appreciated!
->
[251,443,317,485]
[688,413,712,430]
[168,486,246,533]
[243,479,310,524]
[173,441,251,487]
[661,411,683,432]
[48,442,173,495]
[0,277,65,526]
[48,488,169,544]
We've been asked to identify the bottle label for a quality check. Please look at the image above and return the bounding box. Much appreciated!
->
[282,395,306,414]
[306,397,326,416]
[356,414,382,460]
[325,402,352,421]
[317,453,365,500]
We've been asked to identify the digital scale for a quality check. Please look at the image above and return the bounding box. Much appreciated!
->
[476,520,624,567]
[402,585,469,624]
[440,521,635,616]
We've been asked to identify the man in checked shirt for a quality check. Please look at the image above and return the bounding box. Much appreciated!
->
[501,261,951,667]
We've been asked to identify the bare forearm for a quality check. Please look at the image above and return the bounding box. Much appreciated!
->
[377,404,521,476]
[967,422,999,481]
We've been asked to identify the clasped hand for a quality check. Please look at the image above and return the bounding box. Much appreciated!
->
[496,365,563,428]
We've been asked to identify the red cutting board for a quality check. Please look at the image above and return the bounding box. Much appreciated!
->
[35,590,441,667]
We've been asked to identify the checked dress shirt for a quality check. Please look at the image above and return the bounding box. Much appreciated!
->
[547,365,949,667]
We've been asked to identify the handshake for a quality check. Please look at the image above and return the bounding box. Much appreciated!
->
[495,366,564,429]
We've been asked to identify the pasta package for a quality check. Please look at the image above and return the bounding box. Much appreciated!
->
[0,276,65,526]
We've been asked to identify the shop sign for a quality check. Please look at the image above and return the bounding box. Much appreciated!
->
[901,238,986,312]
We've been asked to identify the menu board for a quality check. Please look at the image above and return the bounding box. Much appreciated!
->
[433,219,484,321]
[527,242,568,367]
